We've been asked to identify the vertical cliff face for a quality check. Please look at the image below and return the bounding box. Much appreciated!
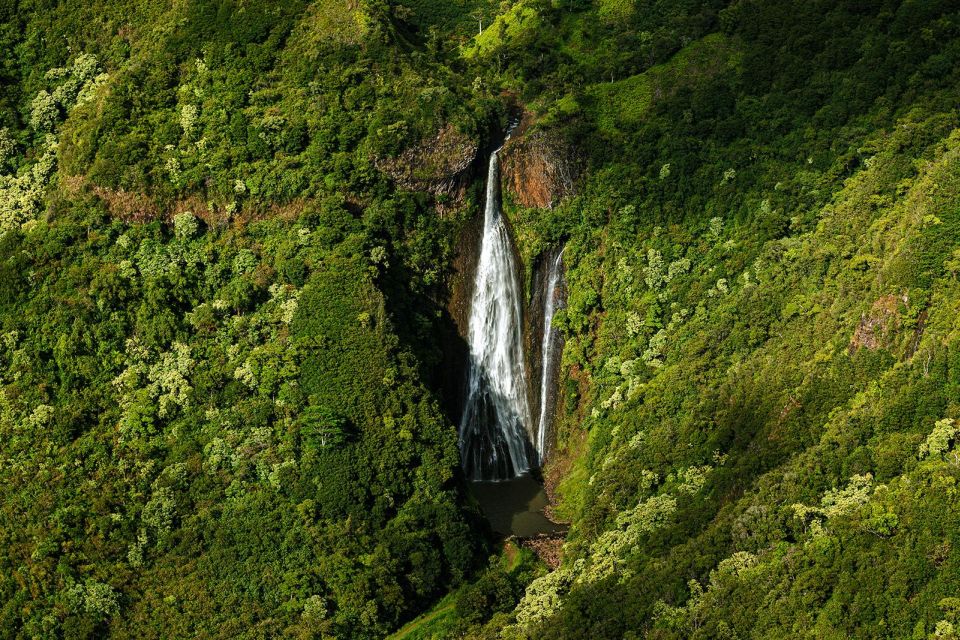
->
[440,124,516,431]
[439,209,482,424]
[375,123,480,215]
[499,119,578,209]
[442,114,576,470]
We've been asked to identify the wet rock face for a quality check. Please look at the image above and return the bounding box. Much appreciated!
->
[499,126,577,209]
[375,124,479,215]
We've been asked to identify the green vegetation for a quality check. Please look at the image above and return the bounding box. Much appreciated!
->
[388,543,539,639]
[459,0,960,637]
[0,2,493,637]
[3,0,960,638]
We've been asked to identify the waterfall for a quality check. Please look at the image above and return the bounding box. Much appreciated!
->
[535,250,564,461]
[458,141,534,481]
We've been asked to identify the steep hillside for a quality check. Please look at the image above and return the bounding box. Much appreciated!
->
[0,1,498,637]
[2,0,960,639]
[456,0,960,637]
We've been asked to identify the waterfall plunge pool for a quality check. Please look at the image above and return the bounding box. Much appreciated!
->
[469,474,566,537]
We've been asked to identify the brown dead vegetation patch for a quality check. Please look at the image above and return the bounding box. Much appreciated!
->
[69,174,318,229]
[91,185,162,223]
[517,534,565,569]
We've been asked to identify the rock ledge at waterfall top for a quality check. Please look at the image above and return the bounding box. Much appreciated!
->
[499,114,579,209]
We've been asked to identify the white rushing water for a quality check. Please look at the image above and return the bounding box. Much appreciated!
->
[459,143,534,481]
[535,250,564,461]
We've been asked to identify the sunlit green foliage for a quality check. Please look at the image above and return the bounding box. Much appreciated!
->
[456,0,960,638]
[4,0,960,638]
[0,2,494,636]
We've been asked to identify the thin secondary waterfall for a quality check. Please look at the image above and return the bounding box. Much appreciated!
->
[458,141,534,481]
[535,250,564,461]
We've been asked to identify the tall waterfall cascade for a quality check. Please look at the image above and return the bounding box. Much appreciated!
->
[458,140,534,481]
[535,250,564,460]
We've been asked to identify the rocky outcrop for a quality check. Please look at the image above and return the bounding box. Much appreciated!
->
[849,293,908,354]
[375,124,479,215]
[500,118,577,209]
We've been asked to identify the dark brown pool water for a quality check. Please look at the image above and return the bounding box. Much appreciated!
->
[469,474,566,537]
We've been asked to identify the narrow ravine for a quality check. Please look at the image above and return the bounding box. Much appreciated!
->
[457,129,569,538]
